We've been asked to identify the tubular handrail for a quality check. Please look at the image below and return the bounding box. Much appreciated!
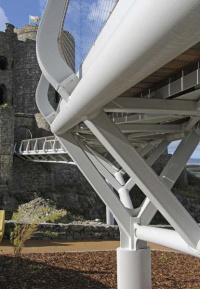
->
[36,0,79,102]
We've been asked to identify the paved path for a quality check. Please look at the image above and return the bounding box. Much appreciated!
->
[0,240,175,254]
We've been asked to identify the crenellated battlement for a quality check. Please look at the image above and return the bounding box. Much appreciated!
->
[14,24,39,41]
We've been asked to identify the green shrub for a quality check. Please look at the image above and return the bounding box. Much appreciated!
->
[10,222,38,257]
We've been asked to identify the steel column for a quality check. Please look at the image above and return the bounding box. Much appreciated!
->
[117,247,151,289]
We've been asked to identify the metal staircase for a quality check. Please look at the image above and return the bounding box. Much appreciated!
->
[15,136,74,164]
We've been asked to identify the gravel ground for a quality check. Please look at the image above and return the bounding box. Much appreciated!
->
[0,250,199,289]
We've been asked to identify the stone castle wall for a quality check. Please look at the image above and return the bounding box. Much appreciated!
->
[12,39,41,114]
[14,25,38,42]
[0,28,15,106]
[0,24,105,220]
[0,107,14,215]
[9,159,105,220]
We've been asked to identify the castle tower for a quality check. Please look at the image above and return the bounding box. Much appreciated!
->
[12,25,41,114]
[0,23,16,107]
[14,24,38,41]
[0,24,15,214]
[12,24,75,115]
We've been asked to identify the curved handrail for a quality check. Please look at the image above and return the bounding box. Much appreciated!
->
[36,0,79,101]
[36,74,56,125]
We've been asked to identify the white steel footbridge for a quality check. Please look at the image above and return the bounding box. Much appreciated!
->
[15,0,200,288]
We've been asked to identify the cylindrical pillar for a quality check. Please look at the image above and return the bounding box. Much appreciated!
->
[114,171,125,185]
[106,206,115,225]
[118,187,133,209]
[115,171,134,209]
[117,247,151,289]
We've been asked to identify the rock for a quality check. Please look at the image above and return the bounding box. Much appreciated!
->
[95,219,101,222]
[34,113,51,131]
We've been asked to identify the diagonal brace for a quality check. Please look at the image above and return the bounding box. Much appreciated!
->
[85,111,200,249]
[56,132,132,237]
[138,131,200,225]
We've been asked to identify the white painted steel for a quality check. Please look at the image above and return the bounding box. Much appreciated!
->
[36,0,79,99]
[79,142,122,191]
[142,68,200,99]
[105,97,200,116]
[114,114,183,125]
[57,132,132,237]
[86,146,119,174]
[124,140,170,192]
[114,171,133,209]
[137,143,154,158]
[106,207,115,225]
[47,0,200,134]
[86,111,200,249]
[118,123,184,134]
[117,247,151,289]
[81,0,134,76]
[135,225,200,258]
[19,137,66,154]
[138,131,200,225]
[36,74,56,125]
[15,136,76,165]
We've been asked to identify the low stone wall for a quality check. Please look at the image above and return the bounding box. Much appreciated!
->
[4,222,200,242]
[4,221,120,241]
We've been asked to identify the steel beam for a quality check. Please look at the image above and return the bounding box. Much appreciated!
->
[78,141,122,192]
[114,113,183,125]
[124,139,170,191]
[118,123,183,133]
[86,146,119,175]
[105,97,200,116]
[135,225,200,258]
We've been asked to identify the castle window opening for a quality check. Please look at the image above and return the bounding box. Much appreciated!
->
[0,84,7,105]
[0,56,8,70]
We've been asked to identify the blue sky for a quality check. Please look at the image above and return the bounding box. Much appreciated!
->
[0,0,47,30]
[168,140,200,159]
[0,0,117,70]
